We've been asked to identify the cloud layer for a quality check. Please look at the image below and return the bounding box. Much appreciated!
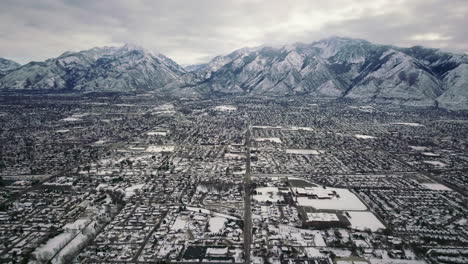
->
[1,0,466,65]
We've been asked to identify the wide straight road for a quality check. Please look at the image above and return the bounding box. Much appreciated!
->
[243,125,252,264]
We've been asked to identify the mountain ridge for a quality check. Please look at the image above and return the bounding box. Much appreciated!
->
[1,37,467,110]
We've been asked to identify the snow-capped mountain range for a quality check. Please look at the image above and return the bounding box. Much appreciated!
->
[0,44,185,92]
[0,58,20,78]
[1,37,467,110]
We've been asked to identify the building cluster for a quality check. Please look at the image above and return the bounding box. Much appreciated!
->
[0,94,467,264]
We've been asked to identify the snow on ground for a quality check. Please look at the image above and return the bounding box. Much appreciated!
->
[224,153,245,159]
[214,105,237,112]
[33,232,75,260]
[125,184,145,199]
[422,183,452,191]
[63,218,91,230]
[286,149,322,155]
[254,137,282,144]
[51,221,97,264]
[208,216,227,233]
[171,216,187,231]
[303,247,327,258]
[253,187,285,203]
[422,152,440,157]
[423,160,446,167]
[61,117,81,122]
[147,131,168,136]
[369,259,427,264]
[295,187,367,210]
[354,134,376,139]
[314,232,326,246]
[391,122,424,127]
[153,104,176,114]
[286,126,315,131]
[93,140,106,145]
[347,211,385,231]
[56,129,69,133]
[273,224,326,247]
[145,145,174,152]
[409,146,429,151]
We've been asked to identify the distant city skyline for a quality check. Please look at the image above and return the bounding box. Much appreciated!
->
[1,0,467,65]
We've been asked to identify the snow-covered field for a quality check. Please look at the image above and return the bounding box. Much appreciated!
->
[145,145,174,152]
[254,137,282,144]
[409,146,429,151]
[390,122,424,127]
[286,149,322,155]
[147,131,168,136]
[171,216,188,231]
[125,184,145,199]
[422,152,439,157]
[347,211,385,231]
[61,117,81,122]
[224,153,245,159]
[51,221,97,264]
[423,160,446,167]
[422,183,452,191]
[295,187,367,210]
[63,218,91,230]
[214,105,237,112]
[208,216,227,233]
[354,134,376,139]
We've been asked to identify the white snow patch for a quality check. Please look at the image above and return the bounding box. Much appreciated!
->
[286,149,322,155]
[145,145,174,152]
[214,105,237,112]
[125,184,145,199]
[422,183,452,191]
[147,131,168,136]
[391,122,424,127]
[208,216,227,233]
[347,211,385,231]
[354,134,376,139]
[295,187,367,211]
[423,160,446,167]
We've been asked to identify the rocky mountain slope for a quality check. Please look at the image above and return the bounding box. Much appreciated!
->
[169,37,468,109]
[0,44,185,92]
[0,58,20,78]
[1,38,467,110]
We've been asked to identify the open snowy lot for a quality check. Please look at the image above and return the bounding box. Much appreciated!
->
[347,211,385,231]
[295,187,367,210]
[145,145,175,152]
[390,122,424,127]
[423,160,446,167]
[354,134,376,139]
[147,131,168,136]
[422,183,452,191]
[214,105,237,111]
[208,216,227,233]
[286,149,322,155]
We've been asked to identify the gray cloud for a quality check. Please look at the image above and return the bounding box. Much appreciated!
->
[0,0,467,65]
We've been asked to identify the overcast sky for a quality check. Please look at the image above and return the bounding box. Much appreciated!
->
[0,0,467,65]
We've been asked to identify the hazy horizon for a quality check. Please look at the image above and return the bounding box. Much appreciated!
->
[1,0,467,65]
